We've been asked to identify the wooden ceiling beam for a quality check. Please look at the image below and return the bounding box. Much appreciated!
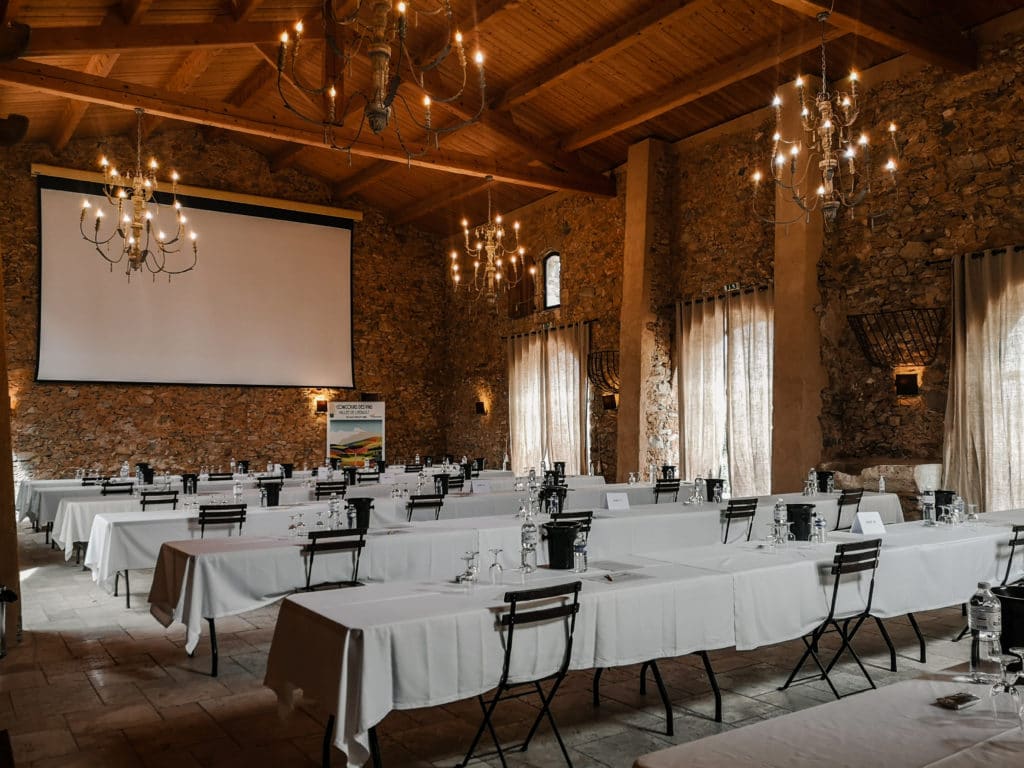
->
[232,0,266,22]
[492,0,706,111]
[142,49,219,137]
[0,59,613,195]
[393,177,494,226]
[413,0,520,65]
[23,21,323,56]
[561,21,845,151]
[120,0,154,26]
[269,143,306,172]
[332,162,397,200]
[768,0,975,74]
[49,53,118,151]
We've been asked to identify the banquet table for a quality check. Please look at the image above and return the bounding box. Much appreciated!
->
[264,561,735,767]
[633,675,1024,767]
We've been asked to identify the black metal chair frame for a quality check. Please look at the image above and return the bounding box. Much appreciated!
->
[406,494,444,522]
[956,524,1024,645]
[140,490,179,510]
[197,504,247,538]
[257,475,284,486]
[833,488,864,531]
[357,471,380,484]
[653,479,681,503]
[101,481,134,496]
[592,650,722,734]
[780,538,883,699]
[315,481,348,501]
[722,497,758,543]
[447,475,465,491]
[404,464,423,473]
[457,581,582,768]
[207,472,233,481]
[301,528,367,591]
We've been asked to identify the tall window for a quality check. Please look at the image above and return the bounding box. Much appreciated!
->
[543,252,561,309]
[676,288,774,496]
[507,323,589,474]
[945,247,1024,512]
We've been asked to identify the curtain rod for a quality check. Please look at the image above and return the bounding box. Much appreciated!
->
[502,319,593,341]
[925,244,1024,267]
[680,282,772,307]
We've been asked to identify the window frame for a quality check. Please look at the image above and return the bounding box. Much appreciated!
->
[542,251,561,310]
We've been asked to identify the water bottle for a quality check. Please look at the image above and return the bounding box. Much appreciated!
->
[694,476,704,503]
[259,487,267,507]
[968,582,1003,683]
[878,474,886,493]
[773,498,788,525]
[232,479,242,502]
[826,474,835,494]
[135,467,143,487]
[520,511,538,573]
[414,452,421,465]
[572,530,588,573]
[119,460,129,478]
[267,461,273,474]
[503,453,510,471]
[649,463,657,484]
[230,458,236,475]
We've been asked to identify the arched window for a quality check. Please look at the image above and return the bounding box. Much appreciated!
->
[543,252,561,309]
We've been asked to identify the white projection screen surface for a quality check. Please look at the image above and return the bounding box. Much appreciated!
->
[37,176,354,387]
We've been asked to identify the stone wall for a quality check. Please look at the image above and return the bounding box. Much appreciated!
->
[2,128,447,478]
[821,28,1024,461]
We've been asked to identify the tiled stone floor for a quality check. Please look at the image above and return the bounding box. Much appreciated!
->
[0,524,972,767]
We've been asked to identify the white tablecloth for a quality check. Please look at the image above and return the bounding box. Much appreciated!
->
[265,562,735,767]
[634,676,1024,767]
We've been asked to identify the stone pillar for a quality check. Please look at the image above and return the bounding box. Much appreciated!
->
[0,246,20,643]
[616,138,667,482]
[771,79,827,492]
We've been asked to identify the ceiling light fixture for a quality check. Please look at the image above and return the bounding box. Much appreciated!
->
[449,177,528,305]
[277,0,486,159]
[749,10,901,230]
[80,108,197,281]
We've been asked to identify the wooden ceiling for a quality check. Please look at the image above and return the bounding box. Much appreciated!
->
[0,0,1020,234]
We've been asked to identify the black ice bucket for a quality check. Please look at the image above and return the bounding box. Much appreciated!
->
[346,498,374,529]
[543,521,580,570]
[934,490,956,510]
[816,470,835,493]
[263,482,281,507]
[704,478,724,501]
[662,465,677,480]
[280,463,294,478]
[787,504,816,541]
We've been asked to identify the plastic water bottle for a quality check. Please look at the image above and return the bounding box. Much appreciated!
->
[572,530,588,573]
[119,460,129,478]
[968,582,1003,683]
[135,466,143,486]
[232,479,243,502]
[520,511,538,573]
[230,458,236,475]
[878,475,886,493]
[502,453,510,471]
[773,498,788,524]
[812,513,827,544]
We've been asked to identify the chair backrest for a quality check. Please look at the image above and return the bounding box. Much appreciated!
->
[654,478,681,503]
[723,497,759,543]
[141,490,178,510]
[207,472,233,481]
[315,481,348,500]
[301,528,367,589]
[835,488,865,530]
[81,476,105,485]
[405,464,423,473]
[447,474,465,491]
[101,481,134,496]
[357,471,380,484]
[551,510,593,540]
[197,504,247,538]
[827,538,882,617]
[1001,524,1024,586]
[405,494,444,521]
[257,475,284,487]
[498,581,582,686]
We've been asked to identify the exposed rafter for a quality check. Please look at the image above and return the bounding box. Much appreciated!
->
[412,0,520,65]
[768,0,976,74]
[142,49,219,138]
[49,53,119,151]
[120,0,156,26]
[561,22,845,151]
[492,0,706,111]
[269,143,306,172]
[0,58,615,195]
[22,21,324,56]
[332,162,397,200]
[232,0,266,22]
[393,177,494,226]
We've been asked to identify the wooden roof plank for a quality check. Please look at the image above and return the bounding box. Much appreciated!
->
[768,0,976,74]
[120,0,156,26]
[492,0,708,111]
[232,0,267,23]
[49,52,118,151]
[393,177,494,226]
[332,161,397,199]
[0,58,614,195]
[269,142,305,171]
[561,21,844,151]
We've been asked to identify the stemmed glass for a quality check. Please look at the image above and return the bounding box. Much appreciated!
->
[288,513,299,538]
[315,507,327,531]
[458,550,480,590]
[488,548,504,585]
[294,512,306,539]
[989,648,1024,730]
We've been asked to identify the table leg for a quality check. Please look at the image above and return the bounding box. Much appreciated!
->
[207,618,218,677]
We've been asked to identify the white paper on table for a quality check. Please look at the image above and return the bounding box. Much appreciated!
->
[851,511,886,535]
[472,481,491,494]
[606,492,630,510]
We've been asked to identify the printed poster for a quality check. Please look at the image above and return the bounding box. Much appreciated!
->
[327,401,385,467]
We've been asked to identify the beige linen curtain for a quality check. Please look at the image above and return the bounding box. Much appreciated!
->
[507,323,590,475]
[677,288,773,496]
[944,247,1024,512]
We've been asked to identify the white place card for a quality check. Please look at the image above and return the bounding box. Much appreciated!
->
[471,480,491,494]
[851,511,886,535]
[606,492,630,510]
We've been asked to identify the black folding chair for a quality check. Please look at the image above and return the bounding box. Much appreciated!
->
[404,464,423,473]
[406,494,444,522]
[207,472,233,481]
[101,481,134,496]
[457,581,582,768]
[257,475,284,486]
[550,510,593,542]
[140,490,178,510]
[198,504,247,538]
[833,488,864,531]
[780,538,883,698]
[653,479,680,503]
[301,528,367,590]
[956,524,1024,643]
[722,497,758,543]
[447,474,465,491]
[315,481,348,501]
[357,471,380,484]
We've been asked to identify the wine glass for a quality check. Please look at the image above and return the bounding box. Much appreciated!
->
[488,548,504,585]
[989,650,1024,730]
[295,512,306,539]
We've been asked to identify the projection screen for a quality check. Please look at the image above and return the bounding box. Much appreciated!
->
[36,174,355,387]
